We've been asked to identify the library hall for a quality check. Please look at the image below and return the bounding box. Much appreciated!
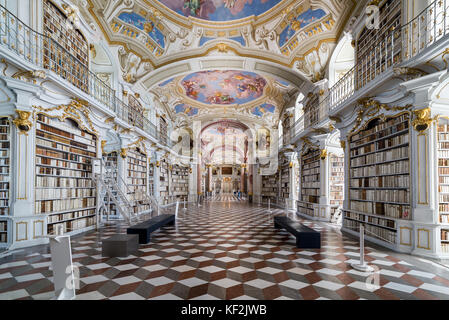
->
[3,0,449,304]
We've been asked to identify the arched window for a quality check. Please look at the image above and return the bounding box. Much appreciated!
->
[328,34,355,87]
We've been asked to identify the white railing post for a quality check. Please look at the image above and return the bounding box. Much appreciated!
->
[351,226,374,272]
[267,198,272,214]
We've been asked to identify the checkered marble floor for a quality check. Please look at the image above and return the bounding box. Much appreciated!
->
[210,194,244,202]
[2,202,449,300]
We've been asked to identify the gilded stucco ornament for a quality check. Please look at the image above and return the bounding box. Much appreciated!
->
[320,149,327,160]
[412,108,434,132]
[120,148,127,158]
[13,110,32,134]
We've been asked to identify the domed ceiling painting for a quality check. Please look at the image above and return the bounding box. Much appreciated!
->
[157,0,283,21]
[181,70,267,105]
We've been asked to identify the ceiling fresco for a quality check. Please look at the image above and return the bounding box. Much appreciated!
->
[117,12,165,48]
[157,0,283,21]
[279,8,327,47]
[181,70,267,105]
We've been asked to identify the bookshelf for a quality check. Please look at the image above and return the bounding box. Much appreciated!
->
[356,0,401,89]
[172,165,189,201]
[43,0,89,91]
[148,162,154,196]
[159,117,168,145]
[280,162,290,200]
[261,172,279,204]
[35,114,97,235]
[159,159,169,205]
[304,94,319,127]
[0,118,9,245]
[128,95,144,129]
[299,148,320,216]
[127,147,149,214]
[330,154,344,206]
[343,113,411,245]
[102,151,118,217]
[437,119,449,255]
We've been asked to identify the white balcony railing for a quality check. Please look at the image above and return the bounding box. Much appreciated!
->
[292,0,449,141]
[0,4,171,146]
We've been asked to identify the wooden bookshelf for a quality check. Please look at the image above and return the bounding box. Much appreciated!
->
[35,114,97,235]
[437,119,449,254]
[159,117,168,145]
[280,162,290,200]
[160,159,169,205]
[304,94,319,127]
[127,147,149,214]
[301,148,320,203]
[128,95,144,129]
[330,154,344,206]
[0,118,9,244]
[172,165,189,200]
[43,0,89,91]
[261,173,279,204]
[102,151,118,217]
[148,162,154,196]
[356,0,401,89]
[343,112,411,244]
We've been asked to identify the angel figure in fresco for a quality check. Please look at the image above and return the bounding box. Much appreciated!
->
[224,0,237,9]
[184,0,203,16]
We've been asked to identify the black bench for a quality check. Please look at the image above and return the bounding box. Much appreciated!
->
[102,234,139,257]
[274,216,321,249]
[127,214,175,244]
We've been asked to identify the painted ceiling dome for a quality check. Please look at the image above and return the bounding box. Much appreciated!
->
[181,70,267,105]
[157,0,283,21]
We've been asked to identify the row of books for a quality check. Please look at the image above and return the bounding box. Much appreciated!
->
[36,198,96,214]
[127,171,146,178]
[349,200,411,219]
[0,221,6,232]
[37,167,92,178]
[36,138,96,158]
[0,208,8,215]
[442,229,449,241]
[302,181,320,188]
[350,159,409,177]
[36,121,96,147]
[350,146,408,167]
[439,176,449,185]
[36,148,94,164]
[350,134,409,157]
[0,158,9,165]
[0,142,9,149]
[438,150,449,159]
[350,175,410,188]
[0,233,6,243]
[302,167,320,175]
[350,189,409,203]
[36,134,96,154]
[36,129,93,150]
[48,217,96,236]
[302,189,319,196]
[36,176,93,188]
[0,151,9,157]
[47,208,96,223]
[440,194,449,203]
[440,215,449,223]
[0,167,8,174]
[439,167,449,175]
[302,175,320,183]
[344,218,397,244]
[36,188,94,199]
[36,157,91,170]
[439,204,449,213]
[350,115,409,143]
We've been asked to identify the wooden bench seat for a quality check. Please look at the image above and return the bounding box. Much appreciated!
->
[274,216,321,249]
[127,214,175,244]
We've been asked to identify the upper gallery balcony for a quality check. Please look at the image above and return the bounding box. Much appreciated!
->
[292,0,449,143]
[0,4,172,148]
